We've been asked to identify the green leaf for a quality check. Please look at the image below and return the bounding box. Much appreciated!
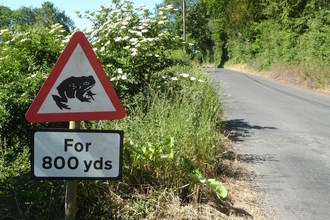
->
[206,178,228,200]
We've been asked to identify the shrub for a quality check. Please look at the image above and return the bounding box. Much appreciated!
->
[78,0,185,108]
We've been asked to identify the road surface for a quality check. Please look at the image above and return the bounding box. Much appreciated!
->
[211,68,330,220]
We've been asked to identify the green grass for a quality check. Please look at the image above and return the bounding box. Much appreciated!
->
[86,65,227,218]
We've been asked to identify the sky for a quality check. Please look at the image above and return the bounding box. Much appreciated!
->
[1,0,163,29]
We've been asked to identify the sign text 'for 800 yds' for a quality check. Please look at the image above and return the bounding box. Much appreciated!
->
[41,138,112,172]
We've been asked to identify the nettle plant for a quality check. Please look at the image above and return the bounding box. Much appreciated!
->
[76,0,183,105]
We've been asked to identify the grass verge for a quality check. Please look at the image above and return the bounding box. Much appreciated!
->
[226,62,330,95]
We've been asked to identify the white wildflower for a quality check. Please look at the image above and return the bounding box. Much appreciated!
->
[166,5,174,9]
[190,77,196,81]
[27,73,37,79]
[110,77,116,81]
[158,11,164,15]
[114,37,122,42]
[122,36,129,40]
[62,38,70,44]
[112,9,121,14]
[129,38,138,42]
[121,75,127,80]
[179,73,189,78]
[101,4,111,9]
[154,54,160,57]
[0,29,9,34]
[158,21,165,25]
[141,29,148,33]
[117,68,123,74]
[189,43,194,46]
[171,77,178,81]
[129,38,139,45]
[198,79,204,82]
[130,48,138,56]
[141,19,150,23]
[20,38,27,42]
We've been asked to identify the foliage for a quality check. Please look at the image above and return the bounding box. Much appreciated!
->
[0,145,65,219]
[0,1,75,32]
[193,169,228,200]
[77,0,185,109]
[158,0,219,64]
[0,0,227,219]
[205,0,330,87]
[0,24,69,147]
[91,65,226,217]
[0,6,13,28]
[120,66,223,185]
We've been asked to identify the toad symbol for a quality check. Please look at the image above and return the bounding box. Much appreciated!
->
[52,75,97,110]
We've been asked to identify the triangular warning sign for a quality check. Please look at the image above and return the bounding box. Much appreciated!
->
[25,31,126,123]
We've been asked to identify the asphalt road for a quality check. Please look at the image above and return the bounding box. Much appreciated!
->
[211,68,330,220]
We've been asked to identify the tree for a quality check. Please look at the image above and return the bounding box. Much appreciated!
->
[0,1,75,32]
[35,1,75,32]
[186,1,215,62]
[158,0,221,63]
[0,6,13,27]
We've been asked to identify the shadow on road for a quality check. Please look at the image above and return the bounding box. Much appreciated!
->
[222,119,279,164]
[222,119,277,142]
[237,153,280,164]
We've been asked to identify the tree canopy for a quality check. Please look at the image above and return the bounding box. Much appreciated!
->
[0,1,75,32]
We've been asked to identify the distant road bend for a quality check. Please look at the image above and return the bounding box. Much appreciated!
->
[211,68,330,220]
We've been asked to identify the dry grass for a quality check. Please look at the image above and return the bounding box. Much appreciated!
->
[139,136,276,220]
[226,63,330,96]
[111,138,274,220]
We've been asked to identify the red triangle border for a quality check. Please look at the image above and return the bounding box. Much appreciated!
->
[25,32,126,123]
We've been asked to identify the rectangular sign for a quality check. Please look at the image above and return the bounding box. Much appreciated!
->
[30,129,123,180]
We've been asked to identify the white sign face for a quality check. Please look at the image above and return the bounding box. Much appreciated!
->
[30,129,123,180]
[38,44,115,113]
